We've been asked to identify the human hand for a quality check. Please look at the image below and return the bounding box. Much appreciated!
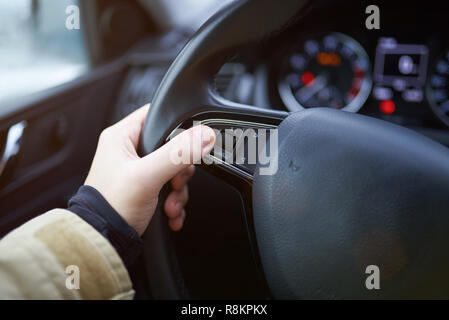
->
[84,104,216,236]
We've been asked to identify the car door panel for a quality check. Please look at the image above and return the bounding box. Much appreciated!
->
[0,61,128,236]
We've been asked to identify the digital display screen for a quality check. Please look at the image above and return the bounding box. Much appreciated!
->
[383,53,423,77]
[374,39,428,87]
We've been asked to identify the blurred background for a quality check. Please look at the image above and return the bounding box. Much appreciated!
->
[0,0,87,104]
[0,0,232,105]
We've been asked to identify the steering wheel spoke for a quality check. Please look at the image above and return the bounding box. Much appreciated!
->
[190,99,288,298]
[168,95,287,182]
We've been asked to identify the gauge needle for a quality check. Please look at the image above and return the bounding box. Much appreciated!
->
[296,75,327,103]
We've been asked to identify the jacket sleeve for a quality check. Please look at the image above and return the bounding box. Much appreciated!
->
[0,209,134,300]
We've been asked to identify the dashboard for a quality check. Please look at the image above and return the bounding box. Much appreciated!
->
[219,1,449,134]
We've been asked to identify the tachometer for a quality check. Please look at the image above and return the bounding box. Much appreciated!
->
[278,32,372,112]
[427,50,449,127]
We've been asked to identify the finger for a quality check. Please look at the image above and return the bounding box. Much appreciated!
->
[168,210,186,232]
[139,125,215,186]
[171,165,195,191]
[164,186,189,219]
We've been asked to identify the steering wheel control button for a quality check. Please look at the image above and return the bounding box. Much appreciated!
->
[200,119,277,179]
[208,126,238,161]
[234,127,272,175]
[212,131,234,162]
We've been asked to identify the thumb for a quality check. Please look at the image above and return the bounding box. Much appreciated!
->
[139,125,216,185]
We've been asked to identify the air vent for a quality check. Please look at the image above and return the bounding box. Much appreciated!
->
[215,63,255,104]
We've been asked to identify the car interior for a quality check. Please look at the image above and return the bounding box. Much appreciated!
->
[1,0,449,299]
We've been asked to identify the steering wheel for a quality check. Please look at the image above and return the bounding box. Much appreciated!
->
[140,0,449,299]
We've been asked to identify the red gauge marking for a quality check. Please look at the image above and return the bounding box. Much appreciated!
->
[349,87,360,97]
[301,71,315,86]
[353,68,365,79]
[380,100,396,114]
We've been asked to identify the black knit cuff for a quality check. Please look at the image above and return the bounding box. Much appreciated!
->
[67,185,143,268]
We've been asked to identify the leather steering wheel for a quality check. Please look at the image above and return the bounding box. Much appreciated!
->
[140,0,449,299]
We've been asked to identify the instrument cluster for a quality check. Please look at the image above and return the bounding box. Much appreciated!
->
[264,1,449,131]
[274,32,449,129]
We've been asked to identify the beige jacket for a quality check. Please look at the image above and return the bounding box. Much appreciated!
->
[0,209,134,299]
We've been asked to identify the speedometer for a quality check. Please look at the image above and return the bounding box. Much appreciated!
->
[278,32,372,112]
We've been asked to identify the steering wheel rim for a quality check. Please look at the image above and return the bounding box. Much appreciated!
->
[140,0,449,299]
